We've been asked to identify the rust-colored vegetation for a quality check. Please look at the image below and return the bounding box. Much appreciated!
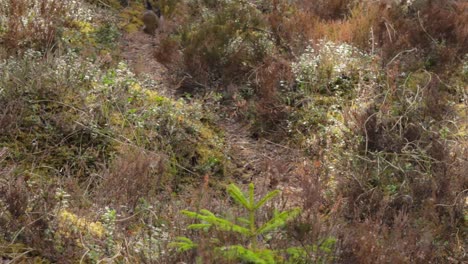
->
[0,0,466,263]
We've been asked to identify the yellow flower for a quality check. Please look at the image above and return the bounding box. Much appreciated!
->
[130,82,142,92]
[58,209,105,238]
[76,21,95,34]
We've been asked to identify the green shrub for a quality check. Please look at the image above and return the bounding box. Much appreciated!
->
[0,50,114,178]
[177,0,273,83]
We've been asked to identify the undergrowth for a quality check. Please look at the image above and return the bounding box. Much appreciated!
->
[0,0,466,263]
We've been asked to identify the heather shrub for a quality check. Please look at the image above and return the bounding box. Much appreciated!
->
[1,0,466,262]
[0,50,113,179]
[0,47,228,261]
[0,0,98,54]
[85,0,123,8]
[366,0,467,67]
[279,0,466,68]
[96,148,168,208]
[121,79,228,183]
[296,0,354,20]
[284,34,467,261]
[332,55,467,262]
[168,0,273,84]
[248,56,293,137]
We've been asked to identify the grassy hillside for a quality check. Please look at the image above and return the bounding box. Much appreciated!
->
[0,0,466,263]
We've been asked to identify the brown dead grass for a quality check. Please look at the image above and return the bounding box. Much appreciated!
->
[96,147,168,209]
[3,0,67,54]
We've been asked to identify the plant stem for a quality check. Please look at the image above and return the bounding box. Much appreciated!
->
[249,183,257,250]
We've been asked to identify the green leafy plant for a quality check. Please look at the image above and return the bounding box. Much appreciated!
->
[176,0,272,83]
[172,183,301,263]
[284,237,337,264]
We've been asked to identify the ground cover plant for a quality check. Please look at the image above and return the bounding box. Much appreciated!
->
[0,0,466,263]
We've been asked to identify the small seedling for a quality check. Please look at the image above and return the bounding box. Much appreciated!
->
[172,183,301,263]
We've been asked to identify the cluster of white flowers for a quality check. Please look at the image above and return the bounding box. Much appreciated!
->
[292,40,375,92]
[1,49,108,100]
[89,61,138,95]
[132,223,170,259]
[115,61,136,79]
[225,36,245,57]
[54,188,72,209]
[0,49,42,78]
[291,44,319,86]
[65,0,95,22]
[54,52,99,84]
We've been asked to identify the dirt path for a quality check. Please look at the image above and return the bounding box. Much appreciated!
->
[121,31,174,97]
[121,30,305,207]
[220,117,307,207]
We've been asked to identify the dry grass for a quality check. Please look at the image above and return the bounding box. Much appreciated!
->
[2,0,67,54]
[1,0,467,262]
[96,147,168,209]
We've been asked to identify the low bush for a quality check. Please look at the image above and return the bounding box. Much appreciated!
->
[0,46,229,261]
[283,34,467,262]
[1,0,466,262]
[180,1,271,84]
[0,0,103,55]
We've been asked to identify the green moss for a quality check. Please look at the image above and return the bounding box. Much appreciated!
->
[119,7,145,33]
[195,144,225,176]
[0,243,48,262]
[94,23,121,48]
[122,22,141,33]
[404,70,430,92]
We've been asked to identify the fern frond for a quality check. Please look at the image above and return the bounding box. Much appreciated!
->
[169,236,197,252]
[181,209,251,235]
[236,217,250,226]
[257,208,301,235]
[254,190,280,210]
[227,183,251,210]
[218,245,275,264]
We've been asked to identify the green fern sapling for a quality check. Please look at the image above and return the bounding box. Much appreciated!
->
[172,183,301,263]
